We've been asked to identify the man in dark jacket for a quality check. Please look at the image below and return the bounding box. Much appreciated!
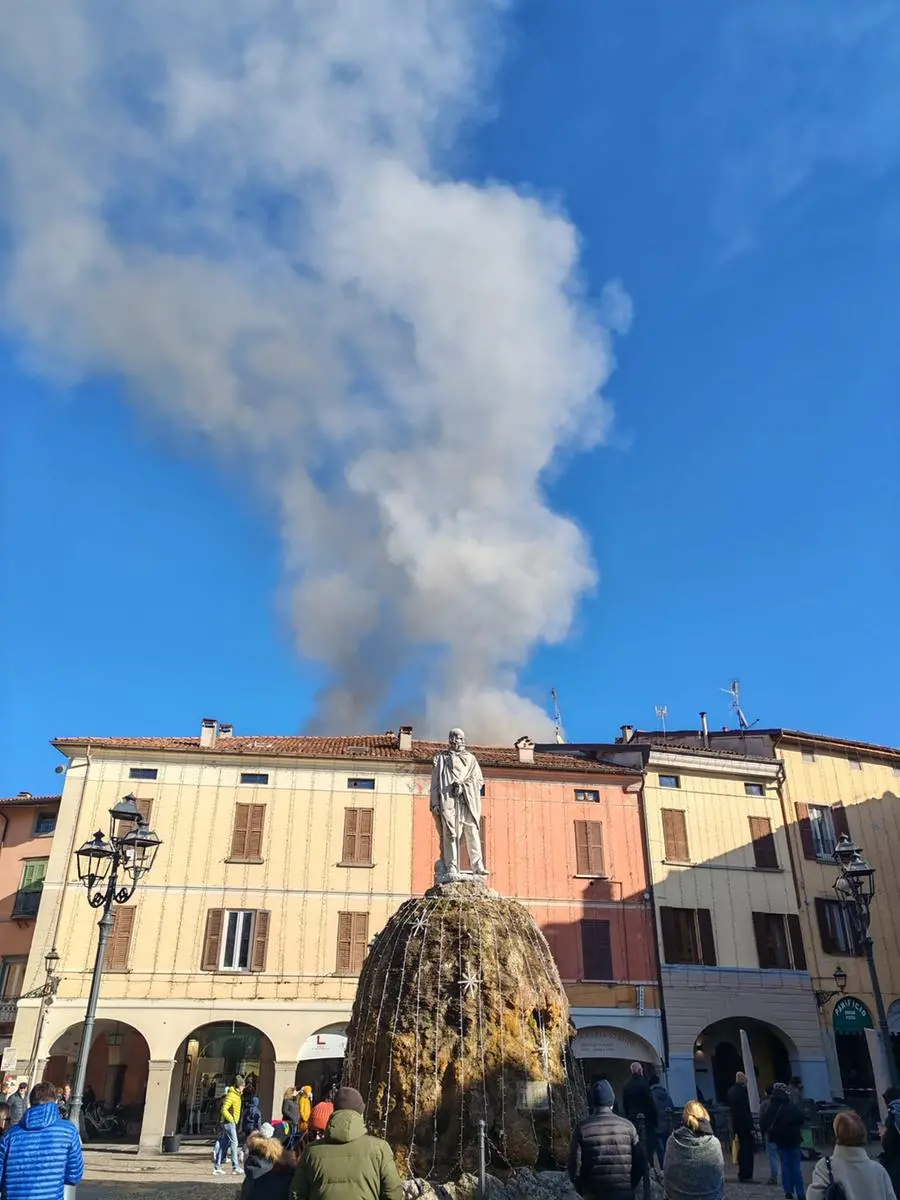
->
[569,1079,645,1200]
[648,1072,674,1168]
[623,1063,657,1151]
[0,1081,84,1200]
[242,1123,298,1199]
[290,1086,402,1200]
[6,1084,27,1126]
[760,1083,806,1200]
[727,1071,755,1182]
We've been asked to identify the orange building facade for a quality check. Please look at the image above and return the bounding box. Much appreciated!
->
[411,751,663,1094]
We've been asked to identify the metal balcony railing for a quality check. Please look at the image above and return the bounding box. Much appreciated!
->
[11,888,42,919]
[0,996,18,1023]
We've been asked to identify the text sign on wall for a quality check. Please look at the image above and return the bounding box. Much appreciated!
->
[572,1026,654,1062]
[833,997,873,1033]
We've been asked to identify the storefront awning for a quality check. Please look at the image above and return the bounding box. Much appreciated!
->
[572,1026,659,1063]
[298,1030,347,1061]
[833,997,873,1034]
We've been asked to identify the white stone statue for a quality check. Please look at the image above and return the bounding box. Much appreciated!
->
[431,728,487,884]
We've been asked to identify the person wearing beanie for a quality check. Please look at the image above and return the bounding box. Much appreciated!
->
[307,1103,334,1143]
[297,1086,314,1134]
[568,1079,646,1200]
[290,1086,402,1200]
[241,1123,300,1200]
[663,1101,724,1200]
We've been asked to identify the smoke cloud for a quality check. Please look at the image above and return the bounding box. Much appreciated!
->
[1,0,629,741]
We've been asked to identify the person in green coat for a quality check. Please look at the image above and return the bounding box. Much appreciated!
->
[290,1088,402,1200]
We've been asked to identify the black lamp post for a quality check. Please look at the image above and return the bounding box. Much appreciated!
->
[68,796,161,1132]
[832,833,900,1089]
[814,964,848,1009]
[24,947,61,1086]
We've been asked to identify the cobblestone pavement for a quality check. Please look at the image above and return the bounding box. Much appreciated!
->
[77,1148,819,1199]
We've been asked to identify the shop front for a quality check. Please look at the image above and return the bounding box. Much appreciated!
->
[833,997,875,1098]
[571,1024,662,1100]
[295,1024,347,1099]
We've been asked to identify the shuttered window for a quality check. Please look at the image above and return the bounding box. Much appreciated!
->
[336,912,369,976]
[749,816,779,869]
[661,809,690,862]
[201,908,270,971]
[815,897,860,956]
[752,912,807,970]
[229,804,266,861]
[659,907,717,966]
[104,907,135,972]
[580,920,613,980]
[574,820,606,876]
[20,860,48,891]
[341,808,374,865]
[459,817,488,872]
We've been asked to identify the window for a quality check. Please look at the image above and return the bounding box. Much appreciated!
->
[802,749,816,763]
[0,958,26,999]
[13,859,48,917]
[752,912,806,970]
[104,907,135,972]
[659,775,680,789]
[749,816,779,869]
[574,789,600,803]
[580,920,613,980]
[573,820,605,876]
[114,796,153,837]
[815,898,860,957]
[201,908,270,972]
[240,772,269,785]
[34,811,57,836]
[336,912,369,975]
[341,808,374,865]
[460,817,488,872]
[744,782,765,797]
[347,777,375,790]
[659,907,717,966]
[661,809,690,862]
[796,802,851,861]
[849,756,863,772]
[229,804,266,861]
[128,767,158,781]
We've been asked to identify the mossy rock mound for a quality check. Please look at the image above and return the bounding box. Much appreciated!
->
[344,882,586,1180]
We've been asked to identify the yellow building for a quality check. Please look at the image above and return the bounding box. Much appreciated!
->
[12,723,420,1149]
[775,730,900,1100]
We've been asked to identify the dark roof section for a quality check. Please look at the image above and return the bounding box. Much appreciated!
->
[617,727,899,762]
[0,793,62,807]
[52,734,639,777]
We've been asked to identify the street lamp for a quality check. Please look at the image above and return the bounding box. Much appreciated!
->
[68,795,162,1131]
[832,833,899,1089]
[814,965,848,1009]
[24,947,61,1087]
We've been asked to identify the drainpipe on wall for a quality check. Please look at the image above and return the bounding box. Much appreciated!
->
[634,759,670,1071]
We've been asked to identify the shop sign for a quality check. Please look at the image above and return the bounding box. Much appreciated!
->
[298,1030,348,1061]
[572,1026,655,1061]
[833,997,873,1033]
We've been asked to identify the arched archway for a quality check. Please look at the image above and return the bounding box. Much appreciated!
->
[166,1021,276,1136]
[571,1025,661,1101]
[46,1019,150,1142]
[295,1022,347,1099]
[694,1016,795,1103]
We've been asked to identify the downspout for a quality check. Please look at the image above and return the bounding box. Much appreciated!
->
[635,755,670,1071]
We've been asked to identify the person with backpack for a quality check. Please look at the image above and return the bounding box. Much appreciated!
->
[761,1082,806,1200]
[808,1110,894,1200]
[760,1086,781,1187]
[648,1072,673,1169]
[243,1093,263,1139]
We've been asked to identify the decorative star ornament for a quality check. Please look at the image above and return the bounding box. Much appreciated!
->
[459,969,481,998]
[411,914,429,937]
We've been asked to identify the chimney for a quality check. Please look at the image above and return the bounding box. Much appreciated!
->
[218,723,233,739]
[200,718,217,749]
[699,712,709,748]
[515,735,535,764]
[397,725,413,752]
[621,725,635,744]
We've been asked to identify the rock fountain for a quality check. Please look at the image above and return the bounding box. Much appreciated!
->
[343,730,586,1182]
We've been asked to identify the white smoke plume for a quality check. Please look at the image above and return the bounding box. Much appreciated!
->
[0,0,629,741]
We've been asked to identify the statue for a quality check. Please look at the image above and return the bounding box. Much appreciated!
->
[431,728,486,884]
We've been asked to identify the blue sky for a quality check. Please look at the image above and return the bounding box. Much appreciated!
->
[2,0,898,795]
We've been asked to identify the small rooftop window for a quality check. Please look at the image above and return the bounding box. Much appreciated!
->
[659,775,681,789]
[129,767,158,781]
[347,778,376,790]
[240,772,269,785]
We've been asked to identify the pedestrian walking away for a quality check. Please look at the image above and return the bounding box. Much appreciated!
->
[648,1071,674,1169]
[241,1122,300,1200]
[663,1100,724,1200]
[760,1086,781,1186]
[214,1074,244,1175]
[761,1082,806,1200]
[243,1093,263,1138]
[727,1071,756,1183]
[623,1062,657,1155]
[0,1081,84,1200]
[568,1078,646,1200]
[808,1110,895,1200]
[290,1086,402,1200]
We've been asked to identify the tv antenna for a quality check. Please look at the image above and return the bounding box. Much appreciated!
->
[721,679,756,731]
[550,689,565,744]
[654,705,668,737]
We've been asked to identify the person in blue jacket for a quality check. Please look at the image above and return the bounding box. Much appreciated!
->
[0,1080,84,1200]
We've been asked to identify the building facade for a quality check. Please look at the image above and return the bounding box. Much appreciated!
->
[0,792,61,1060]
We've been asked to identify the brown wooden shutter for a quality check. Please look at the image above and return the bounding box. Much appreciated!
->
[202,909,225,970]
[231,804,264,860]
[786,913,807,970]
[752,911,775,968]
[659,907,678,963]
[342,809,359,863]
[580,919,612,980]
[815,897,838,955]
[250,910,270,971]
[574,820,591,874]
[115,798,153,838]
[749,816,778,869]
[350,913,369,974]
[661,809,689,862]
[336,912,353,974]
[357,809,373,864]
[246,806,265,859]
[696,909,717,966]
[795,803,816,859]
[104,907,135,971]
[831,803,851,841]
[231,804,250,859]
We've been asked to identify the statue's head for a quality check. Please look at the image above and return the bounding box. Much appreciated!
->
[448,728,466,750]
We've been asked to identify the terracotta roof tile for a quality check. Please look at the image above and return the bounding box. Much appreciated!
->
[0,794,61,807]
[52,734,636,776]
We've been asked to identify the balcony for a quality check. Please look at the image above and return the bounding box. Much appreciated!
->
[0,996,18,1025]
[11,888,42,920]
